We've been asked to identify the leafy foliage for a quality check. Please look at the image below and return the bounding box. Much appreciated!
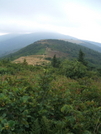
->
[59,59,87,78]
[0,58,101,133]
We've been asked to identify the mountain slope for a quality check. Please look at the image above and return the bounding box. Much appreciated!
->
[4,39,101,67]
[0,34,20,42]
[84,40,101,47]
[0,32,77,57]
[1,32,101,57]
[80,40,101,53]
[64,39,101,53]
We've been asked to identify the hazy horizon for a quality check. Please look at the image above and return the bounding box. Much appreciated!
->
[0,0,101,43]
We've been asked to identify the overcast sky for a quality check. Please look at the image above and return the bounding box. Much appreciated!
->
[0,0,101,42]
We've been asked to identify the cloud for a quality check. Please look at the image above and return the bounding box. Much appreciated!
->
[0,0,101,42]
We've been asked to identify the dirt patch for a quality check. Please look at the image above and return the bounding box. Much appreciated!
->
[46,47,68,58]
[13,55,50,65]
[61,39,83,44]
[13,46,68,65]
[36,40,49,44]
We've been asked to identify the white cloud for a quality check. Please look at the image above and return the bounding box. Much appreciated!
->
[0,0,101,42]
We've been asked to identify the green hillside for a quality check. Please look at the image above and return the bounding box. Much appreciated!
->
[0,40,101,133]
[3,39,101,67]
[0,56,101,133]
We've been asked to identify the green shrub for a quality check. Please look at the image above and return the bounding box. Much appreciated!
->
[59,60,87,79]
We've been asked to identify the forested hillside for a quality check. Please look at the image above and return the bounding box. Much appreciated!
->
[1,32,101,57]
[3,39,101,68]
[0,32,77,57]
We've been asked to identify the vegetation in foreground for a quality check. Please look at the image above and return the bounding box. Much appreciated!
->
[0,53,101,134]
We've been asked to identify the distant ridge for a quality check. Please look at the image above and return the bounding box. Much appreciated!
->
[0,32,101,57]
[4,39,101,67]
[0,32,77,57]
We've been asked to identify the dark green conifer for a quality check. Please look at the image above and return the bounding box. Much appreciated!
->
[51,55,60,68]
[78,49,87,66]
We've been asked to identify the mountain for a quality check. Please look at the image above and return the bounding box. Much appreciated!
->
[63,39,101,53]
[84,40,101,47]
[0,32,77,57]
[1,32,101,57]
[0,34,20,42]
[4,39,101,67]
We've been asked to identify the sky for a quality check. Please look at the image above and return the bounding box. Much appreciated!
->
[0,0,101,42]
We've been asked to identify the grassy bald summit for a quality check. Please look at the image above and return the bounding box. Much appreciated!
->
[4,39,101,67]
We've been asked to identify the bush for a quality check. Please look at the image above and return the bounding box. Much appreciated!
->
[59,60,87,79]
